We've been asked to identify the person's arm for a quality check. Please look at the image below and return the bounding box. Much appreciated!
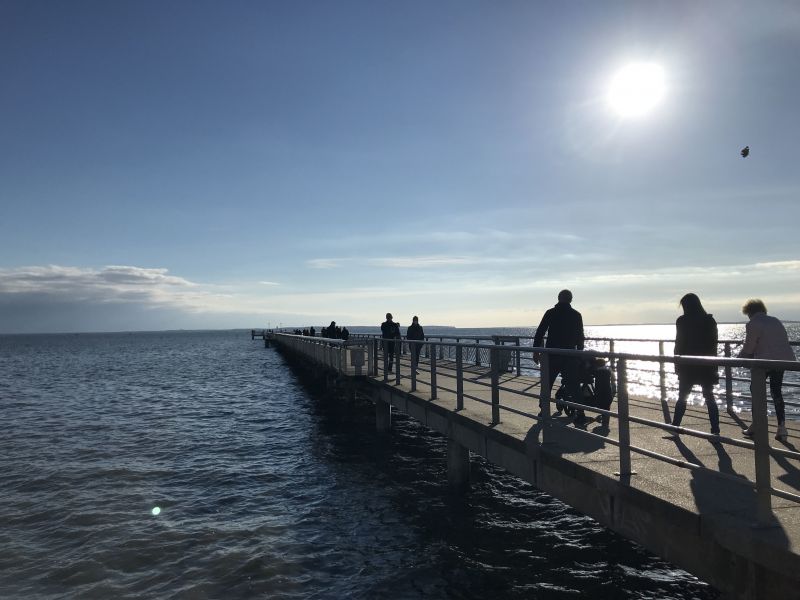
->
[533,311,550,348]
[533,311,551,364]
[576,313,585,351]
[674,318,685,355]
[738,321,756,358]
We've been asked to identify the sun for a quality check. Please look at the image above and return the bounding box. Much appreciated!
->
[607,62,666,118]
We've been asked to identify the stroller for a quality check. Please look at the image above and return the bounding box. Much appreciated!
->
[554,356,615,427]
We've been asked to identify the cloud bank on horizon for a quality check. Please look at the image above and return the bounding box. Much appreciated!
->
[1,1,799,333]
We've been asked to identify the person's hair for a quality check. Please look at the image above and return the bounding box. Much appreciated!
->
[742,299,767,316]
[679,293,707,316]
[557,289,573,303]
[386,312,392,319]
[412,315,418,322]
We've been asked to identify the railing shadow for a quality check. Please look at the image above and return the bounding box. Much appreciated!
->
[672,437,789,547]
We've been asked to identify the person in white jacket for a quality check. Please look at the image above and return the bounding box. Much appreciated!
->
[738,299,797,441]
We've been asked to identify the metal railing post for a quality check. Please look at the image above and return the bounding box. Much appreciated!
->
[430,343,437,400]
[515,337,522,375]
[456,344,464,410]
[724,342,733,410]
[424,337,429,359]
[373,338,379,377]
[490,346,500,424]
[439,338,444,360]
[609,340,616,389]
[751,367,773,525]
[539,352,551,444]
[411,342,417,392]
[395,343,401,385]
[659,341,670,424]
[475,340,481,366]
[616,358,634,478]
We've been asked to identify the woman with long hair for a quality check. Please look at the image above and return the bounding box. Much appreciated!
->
[672,293,720,434]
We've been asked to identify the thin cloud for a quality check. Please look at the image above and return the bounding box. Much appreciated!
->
[258,281,281,285]
[306,258,345,269]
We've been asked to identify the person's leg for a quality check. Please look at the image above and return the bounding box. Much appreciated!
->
[539,357,560,412]
[562,358,586,423]
[702,383,720,434]
[387,342,395,371]
[768,370,788,440]
[673,379,692,428]
[768,370,786,424]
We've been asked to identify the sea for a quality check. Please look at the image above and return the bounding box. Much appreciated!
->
[2,324,795,599]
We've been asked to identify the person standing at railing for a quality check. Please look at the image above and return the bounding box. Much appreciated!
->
[738,299,797,442]
[672,293,720,435]
[533,289,586,424]
[407,316,425,375]
[381,313,401,373]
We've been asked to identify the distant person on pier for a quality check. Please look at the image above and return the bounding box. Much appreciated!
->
[309,326,316,337]
[381,313,401,372]
[328,321,338,339]
[341,326,350,341]
[672,293,720,435]
[739,299,797,442]
[533,290,586,424]
[407,316,425,374]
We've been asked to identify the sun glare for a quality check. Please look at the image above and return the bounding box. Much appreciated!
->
[607,62,666,118]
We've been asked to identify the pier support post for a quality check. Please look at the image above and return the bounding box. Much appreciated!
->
[376,399,392,432]
[447,438,470,491]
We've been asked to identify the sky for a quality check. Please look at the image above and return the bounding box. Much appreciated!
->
[1,1,799,333]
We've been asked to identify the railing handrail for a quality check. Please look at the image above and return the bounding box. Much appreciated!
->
[279,333,799,371]
[345,331,800,347]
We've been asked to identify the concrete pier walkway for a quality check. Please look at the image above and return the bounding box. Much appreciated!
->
[266,332,800,600]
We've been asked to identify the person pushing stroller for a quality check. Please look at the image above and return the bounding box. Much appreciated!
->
[533,290,588,425]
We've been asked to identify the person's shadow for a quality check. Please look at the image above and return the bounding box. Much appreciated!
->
[771,439,800,491]
[524,409,606,458]
[672,437,789,548]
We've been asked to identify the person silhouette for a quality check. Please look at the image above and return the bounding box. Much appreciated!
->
[672,293,720,435]
[406,316,425,374]
[533,290,585,424]
[380,313,401,372]
[739,299,797,442]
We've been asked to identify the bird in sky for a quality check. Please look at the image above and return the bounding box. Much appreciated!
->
[741,146,750,158]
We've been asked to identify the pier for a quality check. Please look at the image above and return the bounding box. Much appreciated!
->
[262,331,800,600]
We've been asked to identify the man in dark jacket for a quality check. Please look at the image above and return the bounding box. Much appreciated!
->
[380,313,401,372]
[406,315,425,373]
[533,290,586,423]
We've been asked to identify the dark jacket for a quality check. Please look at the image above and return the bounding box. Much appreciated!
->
[381,320,401,339]
[406,323,424,340]
[533,302,585,350]
[674,313,719,385]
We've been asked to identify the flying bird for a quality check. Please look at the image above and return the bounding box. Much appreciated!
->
[741,146,750,158]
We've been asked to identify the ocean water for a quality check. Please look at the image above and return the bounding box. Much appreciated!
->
[0,328,730,599]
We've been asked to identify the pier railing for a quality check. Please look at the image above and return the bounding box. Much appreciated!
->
[268,331,800,525]
[270,333,372,377]
[347,333,800,414]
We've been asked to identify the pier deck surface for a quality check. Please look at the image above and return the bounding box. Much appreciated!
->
[370,355,800,556]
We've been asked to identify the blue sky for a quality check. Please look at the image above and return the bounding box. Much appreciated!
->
[1,1,799,333]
